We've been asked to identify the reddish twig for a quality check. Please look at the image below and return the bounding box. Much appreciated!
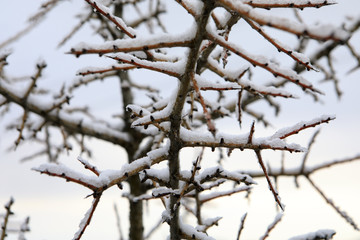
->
[84,0,136,38]
[191,74,217,136]
[244,0,335,9]
[73,193,102,240]
[255,150,284,210]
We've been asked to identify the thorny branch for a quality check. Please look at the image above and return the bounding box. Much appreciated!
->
[1,0,360,240]
[0,198,30,240]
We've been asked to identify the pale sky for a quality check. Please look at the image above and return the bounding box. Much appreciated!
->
[1,1,360,239]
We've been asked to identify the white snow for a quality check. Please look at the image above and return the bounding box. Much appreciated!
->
[180,126,306,152]
[179,218,216,240]
[270,115,335,139]
[88,0,136,37]
[140,168,170,182]
[110,52,186,76]
[288,229,336,240]
[32,163,101,187]
[206,24,320,93]
[130,85,179,128]
[33,144,170,190]
[199,186,252,202]
[152,187,174,197]
[195,217,222,232]
[181,0,204,16]
[225,0,347,40]
[72,30,195,54]
[244,0,337,6]
[72,197,98,240]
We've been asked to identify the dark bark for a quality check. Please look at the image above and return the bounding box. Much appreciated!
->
[119,69,145,240]
[168,2,215,239]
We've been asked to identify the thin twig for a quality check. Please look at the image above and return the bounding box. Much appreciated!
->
[236,212,247,240]
[306,176,359,231]
[255,150,284,210]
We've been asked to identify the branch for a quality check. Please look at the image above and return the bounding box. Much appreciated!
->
[244,0,336,9]
[255,150,284,210]
[84,0,136,38]
[73,193,102,240]
[0,81,130,147]
[218,0,349,42]
[271,115,335,140]
[288,229,336,240]
[1,197,14,240]
[259,213,283,240]
[236,213,247,240]
[306,176,359,231]
[207,30,322,94]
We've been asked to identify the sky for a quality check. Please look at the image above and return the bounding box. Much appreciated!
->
[1,1,360,240]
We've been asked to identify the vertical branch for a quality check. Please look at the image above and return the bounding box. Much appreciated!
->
[247,121,255,144]
[73,193,102,240]
[119,69,145,240]
[113,2,146,239]
[236,212,247,240]
[168,2,215,239]
[299,129,320,173]
[1,197,15,240]
[255,150,284,211]
[191,75,216,135]
[113,203,124,240]
[236,89,243,128]
[14,110,28,147]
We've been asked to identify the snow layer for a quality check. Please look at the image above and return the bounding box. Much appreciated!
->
[289,229,336,240]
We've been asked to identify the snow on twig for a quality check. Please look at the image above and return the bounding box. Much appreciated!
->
[259,213,283,240]
[236,212,248,240]
[69,31,194,56]
[243,0,336,9]
[73,194,102,240]
[206,58,297,98]
[84,0,136,38]
[288,229,336,240]
[206,26,322,94]
[33,145,170,192]
[108,52,185,77]
[179,218,216,240]
[181,125,307,153]
[270,115,335,139]
[218,0,349,42]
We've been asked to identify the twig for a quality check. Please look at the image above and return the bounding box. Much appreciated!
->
[191,74,216,136]
[236,212,247,240]
[255,150,284,210]
[84,0,136,38]
[1,197,15,240]
[247,121,255,144]
[73,193,102,240]
[144,218,162,239]
[244,0,335,9]
[259,213,283,240]
[299,129,320,173]
[306,176,359,231]
[113,203,124,240]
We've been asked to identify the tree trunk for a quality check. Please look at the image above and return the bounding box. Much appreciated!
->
[168,2,215,239]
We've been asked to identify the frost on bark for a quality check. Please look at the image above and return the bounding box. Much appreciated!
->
[1,0,360,240]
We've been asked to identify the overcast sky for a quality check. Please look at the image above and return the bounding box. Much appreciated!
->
[1,1,360,239]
